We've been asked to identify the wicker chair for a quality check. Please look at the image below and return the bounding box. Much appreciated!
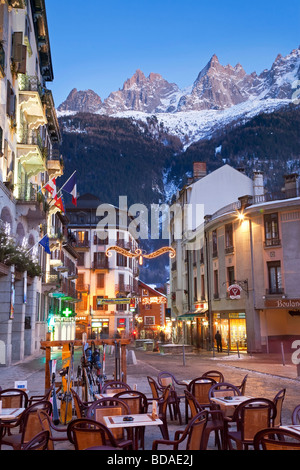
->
[0,388,28,409]
[201,371,225,383]
[102,381,131,394]
[292,404,300,425]
[254,427,300,450]
[157,372,185,424]
[114,391,148,449]
[273,389,286,428]
[152,410,208,450]
[86,397,132,447]
[185,390,225,450]
[67,418,133,450]
[21,431,50,451]
[237,375,248,395]
[186,378,216,423]
[226,398,277,450]
[37,410,69,450]
[71,388,95,418]
[0,400,52,450]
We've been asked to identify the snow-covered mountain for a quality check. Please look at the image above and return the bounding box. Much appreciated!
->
[57,47,300,147]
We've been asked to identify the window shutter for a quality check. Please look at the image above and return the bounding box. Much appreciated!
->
[12,32,23,62]
[18,45,27,74]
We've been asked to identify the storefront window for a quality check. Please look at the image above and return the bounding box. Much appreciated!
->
[213,313,247,351]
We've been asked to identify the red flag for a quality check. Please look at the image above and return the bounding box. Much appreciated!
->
[54,195,65,213]
[44,178,57,198]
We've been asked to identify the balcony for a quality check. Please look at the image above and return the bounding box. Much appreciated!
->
[225,246,234,255]
[115,283,131,295]
[17,130,46,177]
[266,288,285,296]
[18,75,47,130]
[14,183,47,222]
[47,149,64,178]
[43,90,61,144]
[92,259,109,270]
[264,238,281,248]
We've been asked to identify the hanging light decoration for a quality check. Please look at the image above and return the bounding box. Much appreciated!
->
[106,246,176,266]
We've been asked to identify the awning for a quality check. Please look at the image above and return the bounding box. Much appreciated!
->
[178,310,208,321]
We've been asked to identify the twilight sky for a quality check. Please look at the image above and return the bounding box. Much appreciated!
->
[45,0,300,108]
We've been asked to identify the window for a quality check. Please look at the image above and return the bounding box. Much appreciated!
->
[225,224,234,253]
[201,274,205,300]
[97,273,105,289]
[267,261,283,295]
[212,230,218,258]
[117,253,127,267]
[264,213,280,247]
[227,266,235,287]
[194,277,198,301]
[214,270,219,299]
[77,252,85,267]
[76,231,89,247]
[144,316,155,326]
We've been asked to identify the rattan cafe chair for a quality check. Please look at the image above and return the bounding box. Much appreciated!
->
[86,397,132,448]
[21,430,50,451]
[254,427,300,450]
[0,400,52,451]
[152,410,208,451]
[226,398,277,450]
[67,418,133,450]
[185,389,225,450]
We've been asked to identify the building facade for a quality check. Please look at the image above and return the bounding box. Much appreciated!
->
[0,0,63,366]
[135,280,167,340]
[66,193,140,340]
[172,168,300,354]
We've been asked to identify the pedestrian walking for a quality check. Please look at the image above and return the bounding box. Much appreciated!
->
[215,330,223,353]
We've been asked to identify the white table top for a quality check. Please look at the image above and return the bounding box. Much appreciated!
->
[95,392,139,400]
[210,396,253,407]
[280,425,300,435]
[103,413,163,429]
[0,408,25,421]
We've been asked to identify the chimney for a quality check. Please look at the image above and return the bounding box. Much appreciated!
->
[193,162,207,182]
[253,171,265,198]
[283,173,299,199]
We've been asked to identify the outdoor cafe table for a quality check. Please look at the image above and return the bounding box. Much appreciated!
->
[0,408,25,421]
[280,425,300,435]
[103,413,163,450]
[210,396,254,417]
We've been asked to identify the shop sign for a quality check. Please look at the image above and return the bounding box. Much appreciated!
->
[265,299,300,309]
[97,298,131,305]
[117,318,126,328]
[227,284,242,300]
[142,296,167,305]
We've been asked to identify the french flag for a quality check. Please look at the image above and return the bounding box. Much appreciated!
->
[63,172,77,207]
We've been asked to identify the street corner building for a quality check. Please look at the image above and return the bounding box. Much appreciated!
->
[170,163,300,355]
[0,0,74,366]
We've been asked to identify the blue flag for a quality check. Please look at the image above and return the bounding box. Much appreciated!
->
[39,235,51,255]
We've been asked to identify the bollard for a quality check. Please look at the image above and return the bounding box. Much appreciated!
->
[281,342,286,366]
[297,363,300,379]
[183,344,186,367]
[236,342,240,359]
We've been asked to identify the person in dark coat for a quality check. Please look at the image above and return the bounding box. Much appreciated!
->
[215,330,223,353]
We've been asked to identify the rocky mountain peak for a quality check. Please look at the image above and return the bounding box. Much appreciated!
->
[58,88,102,113]
[58,46,300,116]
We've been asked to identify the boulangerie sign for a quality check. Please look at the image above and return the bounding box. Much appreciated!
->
[227,284,242,300]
